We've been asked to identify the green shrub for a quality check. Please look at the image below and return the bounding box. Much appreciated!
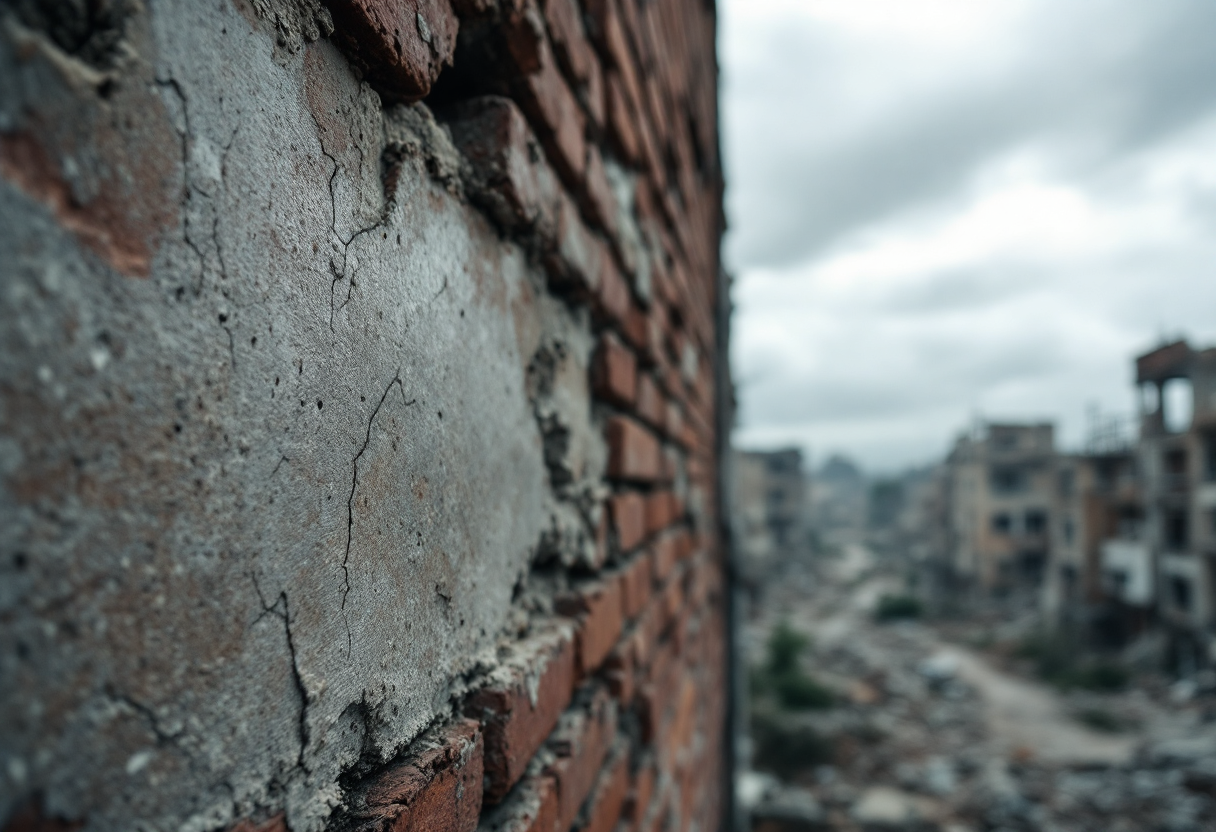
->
[752,621,834,711]
[1017,631,1129,691]
[766,620,809,676]
[772,670,834,710]
[875,594,922,621]
[1071,662,1129,692]
[1076,707,1123,733]
[750,708,833,778]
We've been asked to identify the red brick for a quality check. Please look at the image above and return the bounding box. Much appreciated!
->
[643,491,677,537]
[582,143,619,234]
[592,333,637,408]
[605,416,662,482]
[502,0,547,72]
[664,400,685,444]
[586,0,644,128]
[672,529,694,562]
[651,532,677,583]
[603,639,636,703]
[623,756,654,828]
[477,772,559,832]
[545,192,605,295]
[660,570,684,627]
[328,0,458,102]
[582,746,632,832]
[465,622,577,803]
[609,491,646,553]
[634,374,665,430]
[543,0,606,126]
[595,259,632,327]
[356,719,483,832]
[446,96,560,234]
[605,71,641,163]
[621,305,649,353]
[513,36,587,187]
[557,576,625,674]
[631,604,661,672]
[547,688,618,832]
[620,550,653,619]
[667,678,698,759]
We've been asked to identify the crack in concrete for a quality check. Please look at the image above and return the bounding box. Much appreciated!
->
[306,108,398,332]
[106,687,184,747]
[342,372,415,626]
[251,573,311,773]
[156,76,207,295]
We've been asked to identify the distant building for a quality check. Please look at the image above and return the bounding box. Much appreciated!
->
[944,423,1057,592]
[809,454,867,548]
[1043,449,1142,639]
[1133,340,1216,669]
[732,448,809,586]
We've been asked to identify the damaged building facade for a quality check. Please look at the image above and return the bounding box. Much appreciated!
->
[0,2,729,831]
[1130,340,1216,671]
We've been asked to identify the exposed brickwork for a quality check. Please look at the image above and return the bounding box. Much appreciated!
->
[556,576,626,677]
[605,416,663,482]
[328,0,460,102]
[350,720,485,832]
[466,623,578,803]
[0,0,723,829]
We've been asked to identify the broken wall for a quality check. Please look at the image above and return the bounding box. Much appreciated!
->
[0,1,728,831]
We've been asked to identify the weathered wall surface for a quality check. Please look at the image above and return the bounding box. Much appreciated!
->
[0,1,725,831]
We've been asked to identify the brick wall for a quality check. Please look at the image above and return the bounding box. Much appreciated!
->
[0,1,726,831]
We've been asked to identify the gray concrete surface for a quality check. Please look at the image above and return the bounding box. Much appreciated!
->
[0,3,603,830]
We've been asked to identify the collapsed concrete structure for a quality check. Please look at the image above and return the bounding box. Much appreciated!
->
[730,449,806,589]
[1130,340,1216,670]
[0,2,730,831]
[941,423,1057,593]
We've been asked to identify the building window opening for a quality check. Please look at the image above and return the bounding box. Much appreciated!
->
[1061,564,1078,597]
[1170,575,1193,611]
[1063,517,1075,545]
[1164,448,1188,491]
[1205,434,1216,482]
[1163,377,1193,434]
[990,466,1025,494]
[992,513,1012,535]
[1118,508,1143,541]
[1025,509,1047,535]
[1141,382,1160,414]
[1165,509,1189,550]
[1059,468,1075,497]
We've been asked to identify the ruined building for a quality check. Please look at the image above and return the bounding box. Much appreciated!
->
[730,448,806,590]
[943,423,1056,593]
[0,2,730,831]
[1130,340,1216,670]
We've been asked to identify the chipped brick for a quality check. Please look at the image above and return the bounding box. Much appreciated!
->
[605,416,662,482]
[546,688,618,832]
[592,333,637,408]
[328,0,458,102]
[557,576,624,675]
[356,719,483,832]
[465,622,577,803]
[580,744,631,832]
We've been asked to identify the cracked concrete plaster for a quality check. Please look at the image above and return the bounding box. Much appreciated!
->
[0,3,602,831]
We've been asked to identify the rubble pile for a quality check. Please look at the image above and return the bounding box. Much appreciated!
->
[742,566,1216,832]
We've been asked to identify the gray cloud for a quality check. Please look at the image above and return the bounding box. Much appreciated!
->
[723,1,1216,270]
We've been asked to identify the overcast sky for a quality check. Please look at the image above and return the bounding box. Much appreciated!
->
[720,0,1216,473]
